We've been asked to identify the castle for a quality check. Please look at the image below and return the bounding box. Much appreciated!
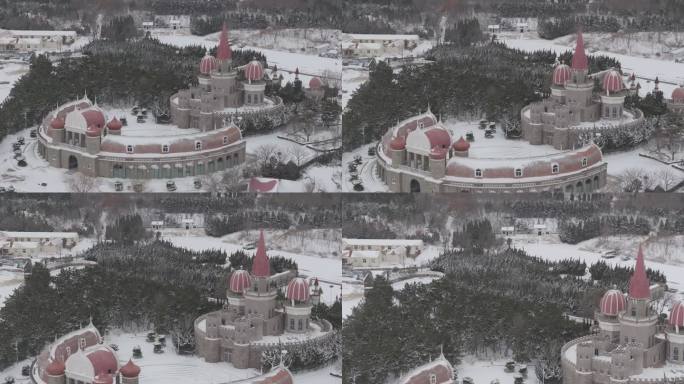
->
[32,321,141,384]
[521,30,644,151]
[194,231,330,370]
[561,246,684,384]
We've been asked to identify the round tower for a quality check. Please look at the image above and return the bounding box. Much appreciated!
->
[243,59,266,105]
[243,230,278,335]
[85,125,102,155]
[106,117,122,136]
[575,341,594,384]
[389,136,406,167]
[284,277,311,333]
[597,289,625,345]
[429,147,446,179]
[227,268,251,314]
[666,301,684,364]
[451,136,469,158]
[119,359,141,384]
[48,117,66,143]
[45,359,66,384]
[600,69,627,120]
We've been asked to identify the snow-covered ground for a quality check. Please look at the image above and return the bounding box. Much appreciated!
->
[342,142,389,192]
[0,269,23,309]
[341,66,368,109]
[456,358,538,384]
[161,230,341,304]
[0,61,28,103]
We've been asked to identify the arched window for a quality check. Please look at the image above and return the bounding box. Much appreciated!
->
[126,145,134,153]
[582,158,588,167]
[430,374,437,384]
[195,141,202,150]
[675,347,680,361]
[475,169,482,178]
[162,144,169,153]
[515,168,523,177]
[552,164,559,174]
[418,122,424,129]
[223,136,228,144]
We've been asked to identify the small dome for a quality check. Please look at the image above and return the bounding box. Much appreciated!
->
[670,301,684,327]
[286,277,310,302]
[50,117,65,130]
[107,117,122,131]
[672,86,684,103]
[119,359,141,378]
[429,147,447,160]
[46,360,66,376]
[600,289,626,316]
[199,55,217,75]
[309,77,323,89]
[389,136,406,150]
[93,373,113,384]
[552,63,571,85]
[86,125,101,138]
[452,136,470,152]
[229,269,251,293]
[602,69,624,93]
[244,60,264,82]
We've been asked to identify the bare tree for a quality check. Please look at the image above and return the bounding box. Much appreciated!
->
[254,144,280,168]
[68,172,100,193]
[616,168,657,192]
[202,168,244,194]
[287,144,310,166]
[655,168,682,191]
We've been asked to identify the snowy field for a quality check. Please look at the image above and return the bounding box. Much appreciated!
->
[0,269,23,309]
[0,61,28,103]
[456,358,538,384]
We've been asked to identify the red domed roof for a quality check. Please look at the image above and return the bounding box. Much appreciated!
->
[229,269,252,293]
[672,87,684,103]
[244,60,264,82]
[200,55,217,75]
[50,117,65,130]
[107,117,122,131]
[46,360,66,376]
[599,289,625,316]
[286,277,310,302]
[602,69,624,93]
[424,128,451,149]
[452,136,470,152]
[552,63,571,85]
[429,147,447,160]
[390,135,406,150]
[93,373,113,384]
[309,77,323,89]
[119,359,141,378]
[670,301,684,327]
[86,125,101,138]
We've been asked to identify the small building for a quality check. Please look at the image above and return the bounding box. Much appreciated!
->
[487,25,500,33]
[142,21,154,31]
[342,238,423,268]
[150,220,164,230]
[0,231,79,256]
[342,34,420,58]
[501,226,514,236]
[0,29,76,52]
[533,224,548,236]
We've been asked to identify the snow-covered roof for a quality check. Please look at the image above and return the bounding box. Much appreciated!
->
[342,238,424,247]
[349,250,381,259]
[501,226,515,231]
[348,33,420,41]
[397,354,454,384]
[7,29,76,37]
[1,231,79,239]
[3,241,39,249]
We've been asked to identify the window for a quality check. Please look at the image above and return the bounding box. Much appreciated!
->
[418,122,424,129]
[582,158,588,167]
[298,319,303,330]
[195,141,202,150]
[126,145,133,153]
[162,144,169,153]
[475,169,482,178]
[515,168,523,177]
[430,374,437,384]
[223,136,228,144]
[290,319,295,329]
[552,164,559,174]
[675,347,679,361]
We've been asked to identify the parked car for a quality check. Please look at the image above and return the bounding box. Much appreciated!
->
[17,159,27,167]
[367,147,376,156]
[166,181,177,192]
[29,130,37,138]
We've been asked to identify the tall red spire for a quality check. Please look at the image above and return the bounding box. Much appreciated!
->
[251,230,270,278]
[628,245,650,299]
[216,22,232,61]
[571,28,588,71]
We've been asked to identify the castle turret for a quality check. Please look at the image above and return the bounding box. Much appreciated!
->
[85,125,102,155]
[227,268,251,314]
[106,117,122,136]
[45,359,66,384]
[597,289,625,345]
[119,359,141,384]
[310,278,322,305]
[570,30,589,84]
[600,69,626,120]
[243,230,278,336]
[619,246,658,358]
[429,147,446,179]
[199,93,216,132]
[284,277,312,333]
[49,117,66,143]
[575,341,594,384]
[451,136,470,158]
[389,136,406,166]
[666,301,684,364]
[216,23,232,71]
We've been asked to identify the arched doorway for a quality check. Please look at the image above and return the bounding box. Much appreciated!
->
[68,155,78,170]
[409,179,421,193]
